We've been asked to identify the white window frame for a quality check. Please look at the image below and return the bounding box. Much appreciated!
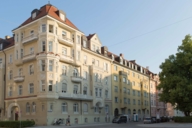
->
[29,83,34,94]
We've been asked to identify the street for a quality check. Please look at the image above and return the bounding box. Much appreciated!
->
[30,122,192,128]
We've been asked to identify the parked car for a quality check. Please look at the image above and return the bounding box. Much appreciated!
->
[112,115,127,123]
[151,117,157,123]
[143,117,152,124]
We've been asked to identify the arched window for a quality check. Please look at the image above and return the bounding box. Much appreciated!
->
[62,83,67,93]
[105,105,109,113]
[83,87,87,95]
[32,102,36,113]
[73,69,78,77]
[73,103,78,112]
[73,85,78,94]
[26,102,30,113]
[83,103,88,112]
[62,103,67,112]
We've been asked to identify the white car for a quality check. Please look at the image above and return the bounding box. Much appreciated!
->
[143,117,152,124]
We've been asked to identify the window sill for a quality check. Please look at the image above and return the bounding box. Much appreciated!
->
[62,112,68,114]
[83,112,88,114]
[74,112,79,114]
[26,113,30,115]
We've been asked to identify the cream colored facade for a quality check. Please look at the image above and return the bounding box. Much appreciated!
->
[0,4,112,125]
[110,55,150,121]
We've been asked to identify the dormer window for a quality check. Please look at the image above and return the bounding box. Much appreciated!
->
[135,65,137,70]
[125,61,127,66]
[120,57,123,64]
[60,13,65,21]
[83,40,87,48]
[140,67,143,73]
[112,55,114,61]
[0,43,2,50]
[32,12,36,19]
[129,62,131,68]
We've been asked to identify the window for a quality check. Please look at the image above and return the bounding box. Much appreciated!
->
[29,65,34,75]
[115,97,118,103]
[127,79,130,85]
[94,117,97,122]
[62,31,66,37]
[92,59,95,65]
[72,49,75,58]
[95,73,98,82]
[62,65,67,75]
[30,30,34,37]
[123,87,126,93]
[83,103,88,112]
[42,24,46,32]
[114,75,118,81]
[50,103,53,111]
[9,55,12,63]
[21,49,23,58]
[29,83,34,94]
[114,65,118,71]
[26,103,30,113]
[62,47,67,55]
[138,100,140,105]
[41,80,45,91]
[132,72,135,77]
[83,40,87,48]
[132,81,135,86]
[95,60,99,66]
[0,59,2,67]
[105,77,108,85]
[105,90,108,98]
[83,87,87,95]
[95,88,98,97]
[73,103,78,112]
[115,86,118,92]
[99,89,102,97]
[9,70,12,80]
[138,91,140,97]
[92,45,95,51]
[120,58,123,64]
[77,35,80,44]
[41,60,45,71]
[73,85,78,94]
[105,105,109,113]
[49,25,53,33]
[104,63,108,71]
[95,103,99,113]
[133,90,135,96]
[128,99,130,104]
[73,69,78,76]
[16,50,18,59]
[18,85,22,95]
[133,99,136,105]
[97,118,100,122]
[127,89,130,95]
[85,118,88,123]
[48,41,53,52]
[32,12,36,19]
[123,77,126,83]
[84,55,87,64]
[0,43,2,50]
[62,103,67,112]
[19,68,22,76]
[124,98,127,104]
[32,102,36,113]
[9,87,12,96]
[49,80,53,91]
[30,47,34,54]
[62,83,67,93]
[83,71,87,79]
[42,41,46,52]
[49,60,53,71]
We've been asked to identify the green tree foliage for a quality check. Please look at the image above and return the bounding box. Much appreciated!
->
[158,34,192,116]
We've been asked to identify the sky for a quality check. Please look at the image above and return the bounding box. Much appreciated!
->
[1,0,192,73]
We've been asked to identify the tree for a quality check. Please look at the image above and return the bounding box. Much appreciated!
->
[158,34,192,116]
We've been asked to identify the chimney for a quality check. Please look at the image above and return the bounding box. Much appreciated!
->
[146,66,149,70]
[101,46,108,56]
[120,53,124,58]
[5,35,10,40]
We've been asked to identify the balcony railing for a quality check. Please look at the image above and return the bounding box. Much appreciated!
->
[58,35,73,47]
[59,54,74,64]
[22,53,36,63]
[14,76,25,82]
[59,93,93,101]
[71,75,82,83]
[22,34,38,44]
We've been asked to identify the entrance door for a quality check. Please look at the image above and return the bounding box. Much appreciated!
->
[15,113,18,121]
[114,108,119,117]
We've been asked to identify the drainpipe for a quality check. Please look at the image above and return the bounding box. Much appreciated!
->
[2,50,6,117]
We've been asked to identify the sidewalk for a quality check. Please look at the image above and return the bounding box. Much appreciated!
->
[138,122,192,128]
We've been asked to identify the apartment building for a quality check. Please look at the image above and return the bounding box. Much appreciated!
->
[107,53,151,121]
[149,72,167,117]
[0,4,112,125]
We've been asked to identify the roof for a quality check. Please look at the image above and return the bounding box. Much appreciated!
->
[15,4,79,31]
[87,34,95,40]
[0,37,14,49]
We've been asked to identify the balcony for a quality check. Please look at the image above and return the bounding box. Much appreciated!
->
[15,59,23,66]
[22,34,38,44]
[59,93,93,101]
[58,35,73,47]
[59,54,74,64]
[22,53,36,63]
[71,75,82,83]
[14,76,25,82]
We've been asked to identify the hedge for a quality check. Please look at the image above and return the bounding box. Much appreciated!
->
[0,120,35,128]
[174,116,192,123]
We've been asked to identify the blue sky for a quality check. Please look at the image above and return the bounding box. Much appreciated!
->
[1,0,192,73]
